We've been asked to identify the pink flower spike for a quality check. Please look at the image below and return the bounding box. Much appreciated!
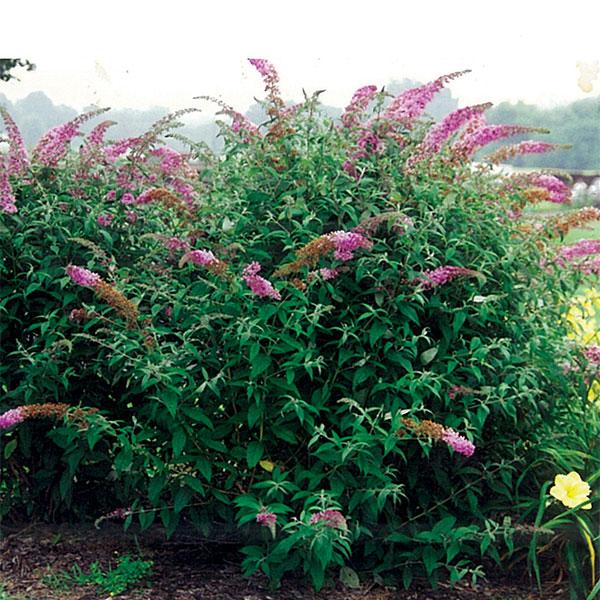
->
[421,103,492,153]
[341,85,378,129]
[0,407,25,430]
[414,266,478,290]
[442,428,475,457]
[528,174,570,205]
[242,262,281,300]
[327,230,372,261]
[66,265,102,287]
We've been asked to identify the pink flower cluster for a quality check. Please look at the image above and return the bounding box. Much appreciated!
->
[66,265,102,288]
[341,85,378,129]
[441,428,476,457]
[309,509,348,530]
[164,237,191,253]
[0,407,25,430]
[414,266,477,290]
[150,147,192,177]
[557,239,600,263]
[97,213,113,227]
[320,268,339,281]
[528,174,570,204]
[0,107,30,175]
[584,345,600,364]
[384,71,469,125]
[256,510,277,527]
[121,192,136,205]
[243,262,281,300]
[104,138,141,163]
[327,230,373,261]
[185,249,218,267]
[0,156,17,214]
[420,103,492,153]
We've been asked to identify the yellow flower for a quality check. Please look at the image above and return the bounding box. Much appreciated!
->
[549,471,592,510]
[589,380,600,403]
[566,288,600,345]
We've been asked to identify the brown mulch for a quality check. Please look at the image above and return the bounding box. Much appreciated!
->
[0,523,568,600]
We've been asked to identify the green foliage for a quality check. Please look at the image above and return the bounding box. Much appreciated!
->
[1,63,598,594]
[42,555,153,596]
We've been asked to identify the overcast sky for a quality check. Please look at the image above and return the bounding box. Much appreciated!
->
[2,0,599,115]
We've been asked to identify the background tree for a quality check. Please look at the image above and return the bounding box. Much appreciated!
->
[0,59,35,82]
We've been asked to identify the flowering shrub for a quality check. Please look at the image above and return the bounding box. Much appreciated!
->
[1,59,598,592]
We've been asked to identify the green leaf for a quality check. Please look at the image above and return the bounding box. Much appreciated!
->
[174,486,193,513]
[246,441,264,468]
[251,353,272,378]
[340,566,360,589]
[420,347,438,365]
[172,427,186,458]
[3,439,17,459]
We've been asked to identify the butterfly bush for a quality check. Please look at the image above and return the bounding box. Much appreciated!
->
[1,57,596,595]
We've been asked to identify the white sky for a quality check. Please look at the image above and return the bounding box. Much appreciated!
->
[2,0,599,115]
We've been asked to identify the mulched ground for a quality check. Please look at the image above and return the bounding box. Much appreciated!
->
[0,523,568,599]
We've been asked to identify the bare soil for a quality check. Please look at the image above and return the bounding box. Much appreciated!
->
[0,523,568,599]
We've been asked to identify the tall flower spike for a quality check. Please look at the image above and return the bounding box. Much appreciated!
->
[383,71,470,125]
[0,107,30,174]
[248,58,284,115]
[32,108,109,167]
[0,155,18,214]
[452,124,549,158]
[420,103,492,153]
[243,262,281,300]
[413,266,478,290]
[341,85,379,129]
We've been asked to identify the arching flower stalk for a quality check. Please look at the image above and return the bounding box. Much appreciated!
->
[485,140,571,164]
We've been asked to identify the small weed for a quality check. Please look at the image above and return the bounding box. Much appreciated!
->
[42,554,153,596]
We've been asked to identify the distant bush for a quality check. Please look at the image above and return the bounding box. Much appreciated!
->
[1,60,598,593]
